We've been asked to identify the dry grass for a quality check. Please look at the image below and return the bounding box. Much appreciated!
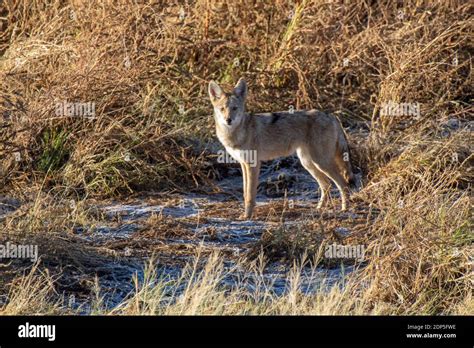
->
[0,0,472,315]
[107,252,382,315]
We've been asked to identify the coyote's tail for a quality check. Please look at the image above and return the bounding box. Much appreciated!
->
[336,120,356,188]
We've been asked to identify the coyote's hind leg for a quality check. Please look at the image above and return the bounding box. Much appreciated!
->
[314,161,349,211]
[296,148,331,209]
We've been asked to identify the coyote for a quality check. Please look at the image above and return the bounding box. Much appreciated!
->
[208,78,355,219]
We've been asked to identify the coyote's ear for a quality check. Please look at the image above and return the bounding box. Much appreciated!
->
[233,78,247,99]
[208,81,223,102]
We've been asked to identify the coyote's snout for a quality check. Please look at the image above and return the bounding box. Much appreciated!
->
[209,78,355,219]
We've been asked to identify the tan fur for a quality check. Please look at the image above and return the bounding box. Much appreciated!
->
[209,78,354,219]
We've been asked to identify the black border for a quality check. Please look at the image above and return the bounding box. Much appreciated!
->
[0,315,472,347]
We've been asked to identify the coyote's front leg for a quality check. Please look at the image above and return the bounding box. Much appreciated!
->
[239,162,248,218]
[242,161,261,219]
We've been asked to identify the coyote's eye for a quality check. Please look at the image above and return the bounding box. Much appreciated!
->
[220,107,225,112]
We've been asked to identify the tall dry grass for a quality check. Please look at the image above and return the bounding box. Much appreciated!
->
[0,0,472,315]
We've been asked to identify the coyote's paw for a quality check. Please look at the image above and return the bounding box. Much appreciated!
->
[238,212,253,220]
[316,201,328,210]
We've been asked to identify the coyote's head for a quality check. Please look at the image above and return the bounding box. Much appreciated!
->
[208,78,247,130]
